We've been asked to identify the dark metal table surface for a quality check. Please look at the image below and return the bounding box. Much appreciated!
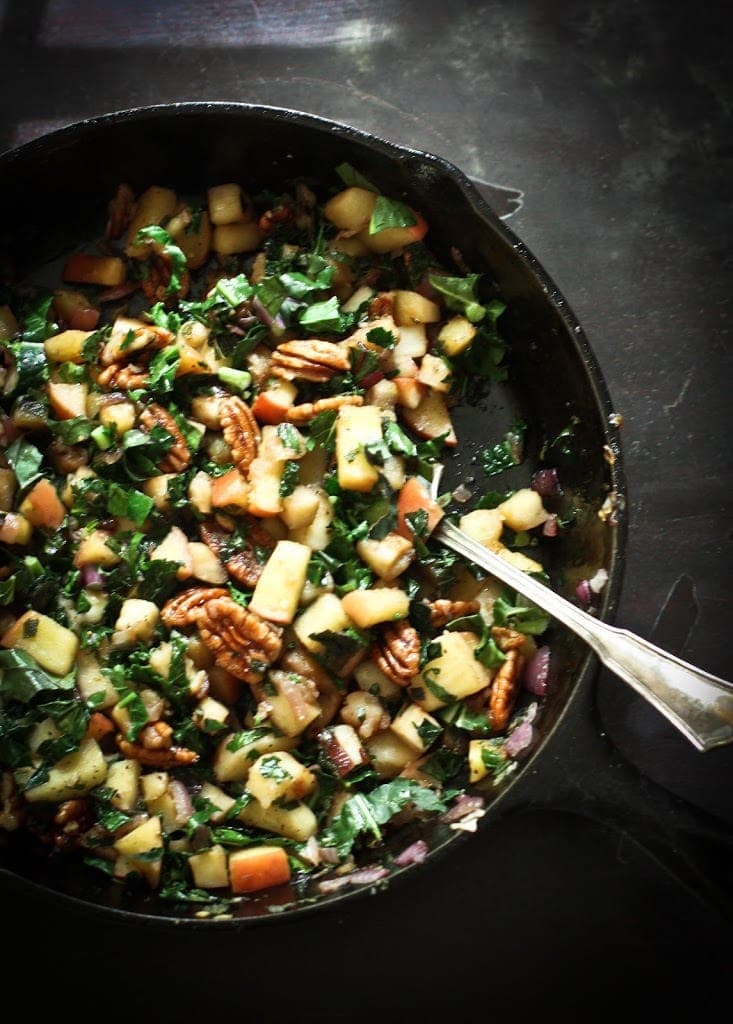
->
[1,0,731,1017]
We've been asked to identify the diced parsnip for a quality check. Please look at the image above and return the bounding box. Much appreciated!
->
[62,254,126,287]
[438,315,477,357]
[113,815,163,888]
[393,290,441,326]
[172,209,212,270]
[417,353,452,392]
[44,329,92,363]
[125,185,178,256]
[365,730,416,779]
[189,845,229,889]
[280,485,320,531]
[228,845,291,894]
[294,593,354,655]
[323,187,377,231]
[0,304,19,341]
[246,750,316,809]
[238,798,317,842]
[112,599,160,648]
[210,468,250,513]
[76,650,118,709]
[410,631,491,711]
[213,729,297,783]
[289,487,333,550]
[208,183,251,226]
[390,703,442,753]
[356,532,414,582]
[341,587,409,629]
[1,611,78,676]
[336,404,382,492]
[459,508,504,548]
[251,379,298,425]
[495,546,544,574]
[249,540,311,624]
[497,488,549,532]
[99,400,136,436]
[151,525,193,580]
[354,659,402,701]
[341,283,376,313]
[193,696,230,733]
[0,513,32,546]
[213,221,263,255]
[189,542,228,585]
[318,724,369,778]
[73,529,121,568]
[47,380,88,420]
[106,758,141,811]
[199,782,236,824]
[18,478,65,530]
[401,389,457,446]
[264,669,322,738]
[23,738,107,803]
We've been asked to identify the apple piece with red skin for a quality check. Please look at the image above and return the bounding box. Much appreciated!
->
[396,476,444,541]
[19,478,66,531]
[400,389,457,446]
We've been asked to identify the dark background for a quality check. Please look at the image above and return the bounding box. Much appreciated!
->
[1,0,731,1018]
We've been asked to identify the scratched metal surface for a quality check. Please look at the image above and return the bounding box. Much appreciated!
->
[0,0,732,1016]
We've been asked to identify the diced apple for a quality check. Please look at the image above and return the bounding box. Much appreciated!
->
[76,649,118,708]
[189,541,228,584]
[341,283,376,313]
[113,815,163,888]
[289,487,333,550]
[293,593,354,655]
[106,758,141,811]
[23,738,107,802]
[247,438,286,517]
[459,508,504,548]
[356,532,414,582]
[44,329,93,364]
[193,696,230,733]
[497,488,550,532]
[172,209,212,270]
[360,211,429,254]
[251,379,298,425]
[323,186,377,231]
[0,513,32,545]
[382,454,406,492]
[417,353,452,392]
[151,526,193,580]
[47,380,88,420]
[336,404,382,492]
[393,289,440,326]
[125,185,178,256]
[18,479,65,531]
[365,378,399,411]
[213,221,263,255]
[208,183,251,225]
[280,485,320,531]
[468,739,509,784]
[1,611,78,676]
[187,471,213,515]
[238,798,317,842]
[354,659,402,701]
[438,315,477,357]
[73,529,120,568]
[390,703,442,753]
[228,845,291,894]
[140,474,173,512]
[62,253,126,287]
[264,669,322,738]
[112,599,160,648]
[246,750,316,809]
[401,389,457,446]
[249,540,311,624]
[495,546,544,574]
[141,771,169,804]
[393,376,426,408]
[198,782,236,823]
[189,845,229,889]
[365,730,416,779]
[341,587,409,629]
[102,317,167,365]
[396,476,444,541]
[99,400,136,437]
[317,724,368,778]
[410,631,490,711]
[213,729,296,783]
[210,468,251,513]
[112,686,163,736]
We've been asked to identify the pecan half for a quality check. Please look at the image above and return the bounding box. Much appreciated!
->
[427,599,480,628]
[116,735,199,768]
[489,648,525,732]
[198,596,282,684]
[139,721,174,750]
[373,620,420,686]
[221,396,260,474]
[97,362,150,391]
[285,393,364,424]
[139,402,191,472]
[161,586,229,629]
[48,437,89,474]
[199,517,275,588]
[54,799,93,851]
[271,339,350,382]
[491,626,528,653]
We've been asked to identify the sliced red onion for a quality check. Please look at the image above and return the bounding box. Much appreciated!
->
[542,514,559,537]
[317,845,341,865]
[589,568,609,594]
[452,483,473,504]
[69,307,100,331]
[252,296,286,335]
[393,839,428,867]
[317,865,390,894]
[169,779,194,826]
[440,794,485,824]
[415,272,439,300]
[504,721,535,758]
[576,578,593,607]
[523,645,551,695]
[531,468,561,497]
[359,369,385,389]
[80,564,105,590]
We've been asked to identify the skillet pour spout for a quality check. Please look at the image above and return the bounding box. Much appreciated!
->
[0,102,631,923]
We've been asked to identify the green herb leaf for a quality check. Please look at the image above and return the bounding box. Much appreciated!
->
[335,163,378,192]
[49,416,93,445]
[107,482,154,526]
[135,226,188,294]
[429,273,487,323]
[0,648,76,702]
[481,422,527,477]
[5,438,43,489]
[369,196,416,234]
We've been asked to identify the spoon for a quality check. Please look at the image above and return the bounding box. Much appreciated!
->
[436,518,733,752]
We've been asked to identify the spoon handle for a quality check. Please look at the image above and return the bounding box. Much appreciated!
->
[437,520,733,751]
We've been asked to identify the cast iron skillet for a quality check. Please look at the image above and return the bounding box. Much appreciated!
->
[0,101,710,926]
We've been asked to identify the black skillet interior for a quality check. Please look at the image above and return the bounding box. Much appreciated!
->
[0,103,625,923]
